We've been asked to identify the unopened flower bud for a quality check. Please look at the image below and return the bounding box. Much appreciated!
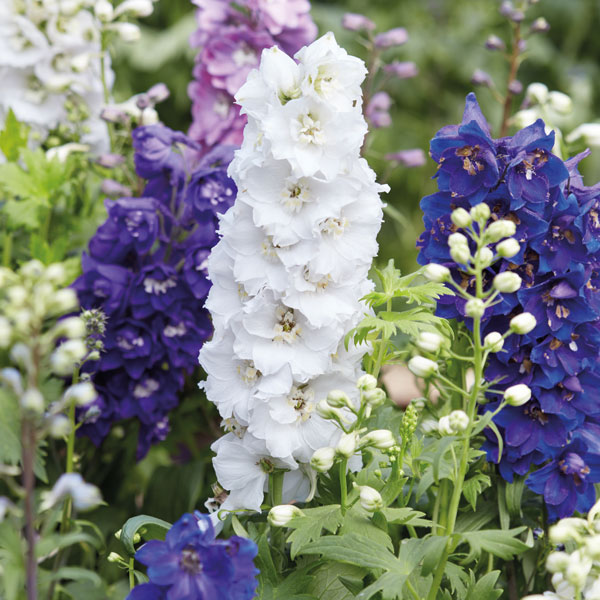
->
[508,80,523,95]
[448,410,469,433]
[336,433,357,458]
[382,61,418,80]
[479,247,494,267]
[21,388,44,414]
[49,415,71,438]
[504,384,532,406]
[97,153,125,169]
[496,238,520,258]
[546,551,570,574]
[484,332,504,353]
[530,17,550,33]
[362,429,395,450]
[450,208,472,228]
[136,94,151,110]
[0,368,23,396]
[110,22,141,42]
[423,264,449,282]
[438,415,454,436]
[342,12,376,32]
[526,82,549,105]
[374,27,408,49]
[566,123,600,147]
[107,552,123,563]
[357,374,377,391]
[549,519,585,544]
[565,551,592,588]
[114,0,154,18]
[471,69,493,87]
[101,179,132,197]
[470,203,491,222]
[548,91,572,115]
[65,382,97,406]
[493,272,522,293]
[147,83,170,104]
[486,219,517,243]
[448,232,469,247]
[268,504,303,527]
[95,0,113,21]
[510,312,537,334]
[363,388,386,407]
[450,244,471,265]
[465,298,485,319]
[49,289,79,314]
[408,356,438,378]
[50,339,88,376]
[585,535,600,560]
[310,447,336,472]
[71,53,90,72]
[316,399,344,421]
[326,389,352,409]
[485,35,505,51]
[358,485,383,512]
[54,317,86,339]
[10,343,32,370]
[416,331,443,353]
[100,107,129,125]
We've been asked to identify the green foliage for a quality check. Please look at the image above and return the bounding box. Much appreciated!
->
[458,528,531,563]
[286,505,344,559]
[120,515,172,556]
[0,110,29,162]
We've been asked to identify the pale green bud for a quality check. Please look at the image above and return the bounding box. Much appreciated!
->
[545,551,570,574]
[358,485,383,513]
[485,220,517,243]
[450,208,472,228]
[526,82,549,105]
[65,382,97,406]
[107,552,123,563]
[7,286,27,307]
[114,0,154,18]
[50,339,87,376]
[408,356,438,378]
[447,232,469,247]
[504,384,532,406]
[416,331,443,353]
[565,550,592,589]
[20,260,44,280]
[357,374,377,391]
[448,410,469,433]
[478,247,494,267]
[94,0,113,21]
[438,416,454,436]
[496,238,520,258]
[362,429,395,450]
[49,415,71,438]
[44,263,67,285]
[465,298,485,319]
[268,504,303,527]
[54,317,86,339]
[363,388,386,407]
[493,272,522,293]
[49,289,78,315]
[585,535,600,561]
[21,388,44,414]
[450,244,471,265]
[0,316,12,348]
[9,343,32,370]
[310,447,336,472]
[316,399,344,421]
[548,91,572,115]
[423,264,450,283]
[336,432,358,458]
[470,203,491,222]
[484,331,504,353]
[326,389,352,409]
[510,312,537,334]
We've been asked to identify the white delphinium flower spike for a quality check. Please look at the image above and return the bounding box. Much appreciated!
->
[200,32,387,512]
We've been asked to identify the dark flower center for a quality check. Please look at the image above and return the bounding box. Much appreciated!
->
[524,404,548,425]
[180,547,202,575]
[455,145,484,176]
[559,452,590,485]
[258,458,274,473]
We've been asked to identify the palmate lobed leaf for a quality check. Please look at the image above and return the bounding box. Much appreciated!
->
[458,527,531,564]
[286,505,343,560]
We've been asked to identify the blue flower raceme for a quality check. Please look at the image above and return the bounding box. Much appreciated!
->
[74,125,236,457]
[127,512,258,600]
[417,93,600,520]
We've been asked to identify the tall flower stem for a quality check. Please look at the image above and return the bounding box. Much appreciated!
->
[500,21,521,137]
[22,417,38,600]
[426,243,486,600]
[339,458,348,515]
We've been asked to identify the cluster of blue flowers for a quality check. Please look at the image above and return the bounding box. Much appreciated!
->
[127,512,258,600]
[74,125,236,457]
[417,93,600,520]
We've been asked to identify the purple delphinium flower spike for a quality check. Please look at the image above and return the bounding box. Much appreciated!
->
[418,92,600,519]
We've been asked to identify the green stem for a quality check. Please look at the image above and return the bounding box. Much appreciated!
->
[339,458,348,515]
[406,579,420,600]
[23,418,38,600]
[129,557,135,589]
[3,231,12,268]
[372,298,392,380]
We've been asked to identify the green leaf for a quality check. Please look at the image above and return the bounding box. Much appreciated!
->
[420,536,449,576]
[3,197,47,230]
[444,562,468,598]
[464,570,503,600]
[505,476,526,518]
[256,533,279,587]
[308,563,366,600]
[51,567,102,587]
[37,531,100,559]
[299,533,399,571]
[339,505,393,551]
[463,473,491,511]
[458,527,530,563]
[381,507,431,528]
[286,505,343,559]
[0,389,21,465]
[0,109,29,162]
[454,504,496,533]
[120,515,171,556]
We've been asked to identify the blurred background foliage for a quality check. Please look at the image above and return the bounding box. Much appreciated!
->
[112,0,600,275]
[88,0,600,572]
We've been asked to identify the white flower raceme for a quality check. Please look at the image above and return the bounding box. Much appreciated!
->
[0,0,151,154]
[200,33,387,512]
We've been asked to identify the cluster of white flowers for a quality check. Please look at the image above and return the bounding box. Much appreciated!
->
[199,32,387,513]
[524,500,600,600]
[0,0,152,152]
